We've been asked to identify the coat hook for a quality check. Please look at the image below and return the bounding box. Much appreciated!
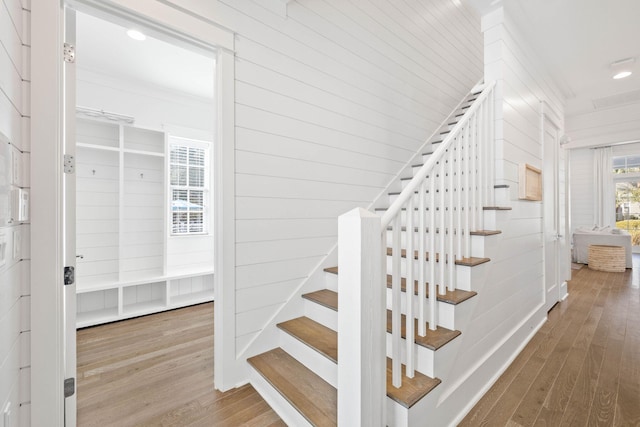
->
[140,173,144,179]
[92,169,96,175]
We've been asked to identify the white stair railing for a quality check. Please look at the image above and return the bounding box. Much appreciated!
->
[337,83,496,425]
[381,82,496,386]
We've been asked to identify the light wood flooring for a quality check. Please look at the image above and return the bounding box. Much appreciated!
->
[78,258,640,426]
[461,258,640,426]
[76,303,285,427]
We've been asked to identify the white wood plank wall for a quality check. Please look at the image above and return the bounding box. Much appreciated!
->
[165,0,483,353]
[566,103,640,148]
[0,0,31,425]
[430,6,566,422]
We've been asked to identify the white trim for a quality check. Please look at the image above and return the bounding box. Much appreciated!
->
[31,1,65,424]
[213,48,239,390]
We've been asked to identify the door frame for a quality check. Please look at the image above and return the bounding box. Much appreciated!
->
[31,2,237,424]
[541,101,568,311]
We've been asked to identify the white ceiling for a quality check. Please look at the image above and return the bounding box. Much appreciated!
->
[467,0,640,117]
[76,11,215,99]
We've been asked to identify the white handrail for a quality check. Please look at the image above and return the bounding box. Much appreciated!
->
[380,81,496,229]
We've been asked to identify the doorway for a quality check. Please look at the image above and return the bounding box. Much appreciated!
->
[542,103,569,312]
[31,2,237,424]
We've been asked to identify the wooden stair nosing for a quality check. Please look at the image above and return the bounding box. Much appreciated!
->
[278,317,337,363]
[385,247,490,266]
[386,358,441,409]
[483,206,512,210]
[384,277,477,305]
[302,289,338,311]
[247,348,337,427]
[386,310,461,351]
[311,276,475,306]
[384,224,502,237]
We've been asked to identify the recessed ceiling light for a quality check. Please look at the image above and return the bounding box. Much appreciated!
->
[126,29,146,41]
[610,58,635,80]
[613,71,632,80]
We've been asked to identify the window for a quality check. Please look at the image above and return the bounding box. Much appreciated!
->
[170,137,210,235]
[613,155,640,247]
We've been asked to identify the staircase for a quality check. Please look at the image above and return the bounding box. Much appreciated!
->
[246,82,511,426]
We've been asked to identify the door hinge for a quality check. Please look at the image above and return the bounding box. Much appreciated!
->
[64,154,75,174]
[64,378,75,398]
[63,43,75,63]
[64,266,75,286]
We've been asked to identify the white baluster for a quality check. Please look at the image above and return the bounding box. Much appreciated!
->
[418,180,427,337]
[429,170,436,331]
[448,147,455,293]
[439,162,446,296]
[392,215,402,387]
[405,194,415,378]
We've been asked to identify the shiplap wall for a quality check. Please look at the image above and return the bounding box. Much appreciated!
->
[432,6,566,422]
[0,0,30,425]
[163,0,483,354]
[565,103,640,149]
[76,68,215,277]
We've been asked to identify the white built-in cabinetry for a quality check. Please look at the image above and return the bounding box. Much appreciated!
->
[75,118,214,328]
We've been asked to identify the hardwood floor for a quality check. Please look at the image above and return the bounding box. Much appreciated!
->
[78,258,640,426]
[76,303,285,427]
[461,258,640,426]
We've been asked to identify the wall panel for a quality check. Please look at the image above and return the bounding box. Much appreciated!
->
[1,0,30,424]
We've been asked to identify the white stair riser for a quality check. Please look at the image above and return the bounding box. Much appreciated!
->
[248,367,314,427]
[385,289,457,330]
[383,209,486,230]
[385,230,486,259]
[385,328,458,378]
[324,272,338,292]
[385,255,477,282]
[387,288,458,329]
[387,382,440,427]
[279,330,338,388]
[303,299,337,331]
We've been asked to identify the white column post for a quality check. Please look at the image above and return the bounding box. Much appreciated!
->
[338,208,385,427]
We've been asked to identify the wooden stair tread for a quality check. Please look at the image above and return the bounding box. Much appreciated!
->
[384,276,477,305]
[247,348,337,427]
[320,269,475,305]
[386,247,490,266]
[483,206,512,210]
[386,310,461,350]
[469,229,502,236]
[302,289,338,311]
[384,225,501,236]
[278,317,337,363]
[324,266,339,275]
[274,319,441,408]
[386,358,441,408]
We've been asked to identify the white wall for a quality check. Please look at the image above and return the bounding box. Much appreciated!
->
[433,6,566,423]
[161,0,484,362]
[76,66,216,276]
[0,0,31,425]
[566,102,640,149]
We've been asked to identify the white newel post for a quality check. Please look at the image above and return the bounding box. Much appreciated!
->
[338,208,386,427]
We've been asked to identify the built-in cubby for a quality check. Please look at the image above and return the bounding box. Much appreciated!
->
[75,118,214,328]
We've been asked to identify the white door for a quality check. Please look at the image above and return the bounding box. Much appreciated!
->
[542,108,567,311]
[63,7,78,425]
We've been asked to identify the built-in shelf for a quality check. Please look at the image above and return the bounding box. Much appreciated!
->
[75,117,214,328]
